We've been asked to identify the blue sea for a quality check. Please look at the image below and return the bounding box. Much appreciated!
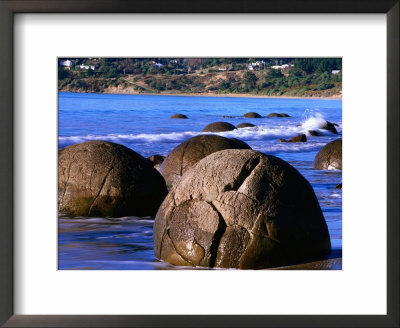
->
[58,92,342,270]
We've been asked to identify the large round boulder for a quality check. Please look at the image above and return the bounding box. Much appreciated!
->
[154,149,331,269]
[202,122,236,132]
[58,141,168,217]
[243,112,262,118]
[237,123,256,128]
[160,135,251,187]
[313,138,342,170]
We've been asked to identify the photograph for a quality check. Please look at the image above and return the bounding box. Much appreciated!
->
[58,57,342,270]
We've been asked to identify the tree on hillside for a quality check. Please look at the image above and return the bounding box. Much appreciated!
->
[244,71,257,89]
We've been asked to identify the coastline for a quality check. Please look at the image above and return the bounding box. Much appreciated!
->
[59,89,342,100]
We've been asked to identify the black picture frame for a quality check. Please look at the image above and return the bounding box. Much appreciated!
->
[0,1,398,327]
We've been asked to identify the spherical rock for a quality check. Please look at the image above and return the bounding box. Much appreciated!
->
[202,122,237,132]
[58,141,168,217]
[170,114,188,119]
[154,149,331,269]
[243,112,262,118]
[313,138,342,170]
[237,123,256,128]
[160,135,251,187]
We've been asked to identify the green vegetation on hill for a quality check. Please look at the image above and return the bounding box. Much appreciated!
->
[58,58,342,97]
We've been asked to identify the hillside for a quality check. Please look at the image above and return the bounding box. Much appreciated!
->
[58,58,342,98]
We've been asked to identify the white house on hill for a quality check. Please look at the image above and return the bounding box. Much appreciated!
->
[59,59,74,70]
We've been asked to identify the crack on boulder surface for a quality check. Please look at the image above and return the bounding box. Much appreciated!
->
[223,156,260,192]
[207,201,227,268]
[87,156,116,216]
[167,230,195,267]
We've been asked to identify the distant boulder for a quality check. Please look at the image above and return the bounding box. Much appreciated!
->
[243,112,262,118]
[308,130,322,136]
[202,122,236,132]
[222,115,234,118]
[237,123,256,128]
[267,113,290,117]
[321,121,338,134]
[154,149,331,269]
[148,154,166,170]
[313,139,342,170]
[279,134,307,143]
[58,141,168,217]
[160,135,251,187]
[170,114,188,119]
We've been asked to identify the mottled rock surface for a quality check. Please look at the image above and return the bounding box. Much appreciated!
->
[59,141,168,217]
[170,114,188,119]
[313,138,342,170]
[160,135,251,187]
[243,112,262,118]
[202,122,236,132]
[237,123,256,129]
[154,149,331,269]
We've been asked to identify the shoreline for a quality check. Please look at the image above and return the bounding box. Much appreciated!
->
[59,90,342,100]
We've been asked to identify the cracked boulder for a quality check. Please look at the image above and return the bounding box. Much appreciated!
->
[154,149,331,269]
[313,138,342,170]
[58,141,168,217]
[160,135,251,188]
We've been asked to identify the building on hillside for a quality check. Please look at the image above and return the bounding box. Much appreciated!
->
[59,59,74,70]
[331,70,341,75]
[79,65,95,70]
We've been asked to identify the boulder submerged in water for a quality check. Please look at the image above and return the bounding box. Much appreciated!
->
[237,123,256,129]
[154,149,331,269]
[313,138,342,170]
[170,114,188,119]
[267,113,290,117]
[243,112,262,118]
[160,135,251,187]
[58,141,168,217]
[202,122,237,132]
[278,134,307,143]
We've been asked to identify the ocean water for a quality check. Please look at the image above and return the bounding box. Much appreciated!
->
[58,92,342,270]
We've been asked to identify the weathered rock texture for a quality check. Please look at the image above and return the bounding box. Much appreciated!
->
[59,141,168,217]
[237,123,256,128]
[170,114,188,119]
[154,149,331,269]
[313,138,342,170]
[202,122,236,132]
[160,135,251,187]
[243,112,262,118]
